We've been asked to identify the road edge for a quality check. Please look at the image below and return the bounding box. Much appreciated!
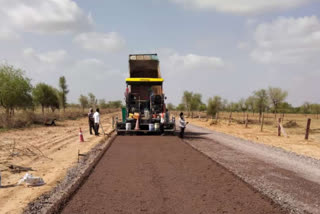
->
[23,131,117,214]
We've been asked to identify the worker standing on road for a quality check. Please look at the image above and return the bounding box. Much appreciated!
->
[165,108,170,123]
[179,112,188,138]
[93,108,100,136]
[88,108,94,135]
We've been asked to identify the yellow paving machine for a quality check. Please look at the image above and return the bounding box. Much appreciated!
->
[116,54,175,135]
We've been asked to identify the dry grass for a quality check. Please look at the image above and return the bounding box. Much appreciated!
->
[0,107,118,129]
[184,111,320,160]
[0,111,120,214]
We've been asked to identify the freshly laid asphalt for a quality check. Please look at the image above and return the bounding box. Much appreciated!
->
[62,135,285,214]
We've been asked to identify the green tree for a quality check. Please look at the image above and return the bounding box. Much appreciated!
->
[245,96,256,114]
[79,94,89,112]
[99,99,108,109]
[59,76,69,112]
[310,104,320,119]
[190,93,203,117]
[88,93,97,108]
[176,103,186,111]
[238,98,247,112]
[49,88,60,112]
[33,83,59,114]
[0,65,33,117]
[278,102,294,113]
[199,103,207,112]
[301,102,312,114]
[107,100,123,108]
[182,91,193,114]
[253,89,269,120]
[182,91,203,117]
[268,87,288,113]
[207,96,223,117]
[228,102,240,112]
[166,103,176,111]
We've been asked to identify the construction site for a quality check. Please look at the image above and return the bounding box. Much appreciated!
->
[1,53,320,214]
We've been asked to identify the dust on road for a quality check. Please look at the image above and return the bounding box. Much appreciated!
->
[62,136,285,214]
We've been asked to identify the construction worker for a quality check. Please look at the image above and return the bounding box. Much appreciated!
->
[88,108,94,135]
[179,112,188,138]
[165,108,170,123]
[93,108,100,136]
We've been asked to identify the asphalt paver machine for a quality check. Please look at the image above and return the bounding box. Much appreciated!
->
[116,54,175,135]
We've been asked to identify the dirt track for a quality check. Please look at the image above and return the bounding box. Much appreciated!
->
[62,136,285,214]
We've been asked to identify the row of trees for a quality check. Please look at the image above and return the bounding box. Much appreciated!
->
[0,65,69,117]
[0,64,121,117]
[168,88,320,118]
[79,93,122,111]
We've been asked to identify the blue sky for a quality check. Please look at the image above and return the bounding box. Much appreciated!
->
[0,0,319,106]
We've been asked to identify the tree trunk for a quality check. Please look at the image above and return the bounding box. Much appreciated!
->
[42,105,44,115]
[243,111,245,123]
[5,108,10,118]
[259,111,262,123]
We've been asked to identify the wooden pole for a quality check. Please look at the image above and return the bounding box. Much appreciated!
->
[245,113,248,128]
[278,118,282,136]
[305,118,311,140]
[260,113,264,132]
[215,112,219,123]
[228,112,232,126]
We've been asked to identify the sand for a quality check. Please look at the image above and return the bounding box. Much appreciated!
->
[186,113,320,160]
[0,112,118,214]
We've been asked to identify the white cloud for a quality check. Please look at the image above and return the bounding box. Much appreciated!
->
[0,0,93,34]
[250,16,320,64]
[73,32,126,53]
[74,58,110,72]
[23,48,68,64]
[168,53,224,71]
[0,28,20,40]
[158,49,225,75]
[237,42,250,50]
[170,0,313,15]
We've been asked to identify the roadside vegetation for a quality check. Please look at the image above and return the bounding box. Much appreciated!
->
[168,89,320,119]
[0,63,122,129]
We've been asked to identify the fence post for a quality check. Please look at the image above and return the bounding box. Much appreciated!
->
[305,118,311,140]
[260,113,264,132]
[245,113,248,128]
[215,112,219,124]
[278,118,282,136]
[228,112,232,126]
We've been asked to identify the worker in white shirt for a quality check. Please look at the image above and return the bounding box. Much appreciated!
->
[93,108,100,136]
[179,112,188,138]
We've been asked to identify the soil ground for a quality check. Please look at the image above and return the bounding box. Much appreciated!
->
[62,136,286,214]
[186,113,320,160]
[184,124,320,213]
[0,112,118,214]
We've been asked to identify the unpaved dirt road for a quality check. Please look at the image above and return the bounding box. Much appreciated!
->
[62,136,285,214]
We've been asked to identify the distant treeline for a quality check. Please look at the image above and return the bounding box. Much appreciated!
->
[167,90,320,117]
[0,64,122,118]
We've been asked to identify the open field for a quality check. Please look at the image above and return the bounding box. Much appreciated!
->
[185,112,320,160]
[0,108,117,129]
[0,111,119,214]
